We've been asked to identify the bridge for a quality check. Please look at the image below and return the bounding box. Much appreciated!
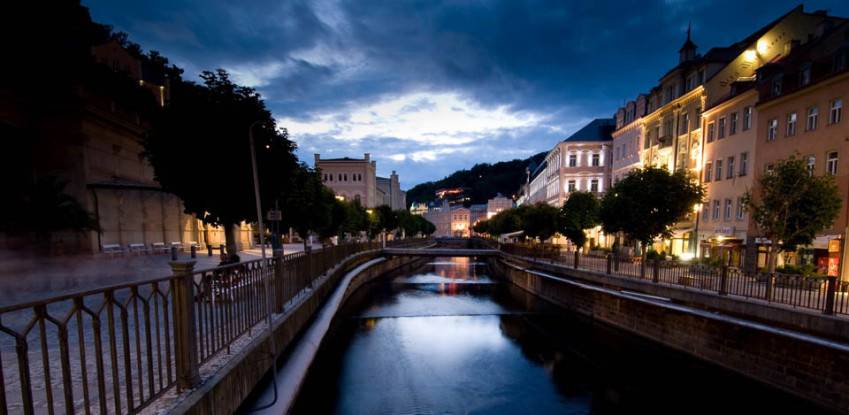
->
[383,247,499,257]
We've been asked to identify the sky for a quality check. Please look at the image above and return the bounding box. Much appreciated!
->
[84,0,849,189]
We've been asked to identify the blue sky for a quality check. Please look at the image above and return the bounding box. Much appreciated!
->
[84,0,849,189]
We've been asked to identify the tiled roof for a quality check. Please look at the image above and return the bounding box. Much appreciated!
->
[562,118,615,142]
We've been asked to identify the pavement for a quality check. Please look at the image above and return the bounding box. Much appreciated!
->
[0,243,322,308]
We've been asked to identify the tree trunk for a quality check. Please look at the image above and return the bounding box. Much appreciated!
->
[766,245,778,273]
[223,221,240,263]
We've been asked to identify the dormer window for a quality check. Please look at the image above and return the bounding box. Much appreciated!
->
[834,50,848,72]
[800,63,812,87]
[771,75,783,96]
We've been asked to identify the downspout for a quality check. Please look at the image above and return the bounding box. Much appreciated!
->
[90,187,102,251]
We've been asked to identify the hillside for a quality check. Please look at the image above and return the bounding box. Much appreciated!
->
[406,152,547,207]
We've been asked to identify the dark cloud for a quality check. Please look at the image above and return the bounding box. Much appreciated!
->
[84,0,849,188]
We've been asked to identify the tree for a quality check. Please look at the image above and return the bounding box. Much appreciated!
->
[521,203,560,242]
[559,192,600,250]
[600,167,704,257]
[145,70,299,262]
[479,207,524,236]
[280,167,335,250]
[341,200,369,239]
[370,205,399,240]
[1,176,98,239]
[743,156,841,272]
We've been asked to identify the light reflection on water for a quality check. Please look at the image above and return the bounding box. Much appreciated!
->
[285,257,830,415]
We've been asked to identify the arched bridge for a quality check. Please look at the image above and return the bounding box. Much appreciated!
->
[383,247,499,257]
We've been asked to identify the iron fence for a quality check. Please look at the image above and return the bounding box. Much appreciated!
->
[0,241,386,414]
[498,241,846,317]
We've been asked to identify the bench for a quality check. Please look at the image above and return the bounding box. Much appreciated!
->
[128,243,147,255]
[101,244,124,257]
[151,242,168,254]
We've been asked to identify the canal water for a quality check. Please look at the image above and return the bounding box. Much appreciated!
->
[278,257,829,414]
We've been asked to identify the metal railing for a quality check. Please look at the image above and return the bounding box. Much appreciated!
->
[0,241,384,414]
[498,241,849,317]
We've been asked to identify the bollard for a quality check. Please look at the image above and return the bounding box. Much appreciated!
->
[170,245,178,261]
[190,244,197,259]
[207,244,213,257]
[824,276,837,315]
[652,259,660,283]
[169,260,200,389]
[719,266,729,295]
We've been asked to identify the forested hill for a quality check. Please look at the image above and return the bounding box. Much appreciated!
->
[405,152,547,207]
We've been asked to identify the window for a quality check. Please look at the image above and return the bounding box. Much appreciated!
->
[786,112,797,136]
[800,64,812,86]
[715,159,723,181]
[338,174,342,181]
[712,200,720,220]
[827,152,838,176]
[718,117,726,139]
[707,122,716,142]
[736,197,745,220]
[724,199,733,221]
[704,162,712,183]
[727,156,735,179]
[592,153,600,167]
[835,50,848,72]
[679,112,689,135]
[664,119,674,139]
[344,174,348,181]
[590,179,599,192]
[686,74,696,91]
[567,180,576,192]
[806,155,816,176]
[739,152,748,176]
[743,106,753,130]
[615,146,621,161]
[807,106,819,131]
[772,76,783,96]
[702,204,710,222]
[568,154,577,167]
[767,118,778,141]
[830,99,843,124]
[729,112,738,135]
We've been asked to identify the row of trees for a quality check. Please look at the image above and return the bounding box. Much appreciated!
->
[474,161,841,272]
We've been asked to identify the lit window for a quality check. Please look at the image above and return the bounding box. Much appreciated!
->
[767,119,778,141]
[806,155,816,176]
[707,122,716,142]
[827,152,838,176]
[786,112,797,136]
[739,152,748,176]
[724,199,733,221]
[743,106,753,130]
[807,106,818,131]
[712,200,720,220]
[704,162,712,183]
[830,99,843,124]
[736,197,745,220]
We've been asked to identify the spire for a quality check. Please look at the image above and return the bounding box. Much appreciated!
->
[679,22,697,63]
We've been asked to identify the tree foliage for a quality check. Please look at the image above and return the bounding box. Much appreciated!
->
[521,203,560,241]
[398,210,437,236]
[600,167,704,249]
[144,70,299,260]
[559,191,600,249]
[743,156,842,271]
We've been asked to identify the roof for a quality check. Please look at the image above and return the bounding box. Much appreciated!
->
[470,204,487,211]
[562,118,615,142]
[319,157,365,162]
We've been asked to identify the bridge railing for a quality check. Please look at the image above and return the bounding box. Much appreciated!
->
[497,241,847,317]
[0,241,380,414]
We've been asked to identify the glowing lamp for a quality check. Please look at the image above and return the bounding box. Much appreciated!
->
[756,39,769,55]
[743,49,757,62]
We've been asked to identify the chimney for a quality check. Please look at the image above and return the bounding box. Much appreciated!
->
[314,153,320,164]
[364,153,370,161]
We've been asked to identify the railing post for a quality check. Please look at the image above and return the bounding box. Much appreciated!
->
[169,260,200,390]
[273,249,285,313]
[765,273,775,301]
[170,245,178,261]
[606,254,612,275]
[613,253,620,272]
[640,258,646,279]
[824,276,837,315]
[207,244,213,257]
[574,251,580,269]
[719,265,728,295]
[652,259,659,283]
[190,244,197,259]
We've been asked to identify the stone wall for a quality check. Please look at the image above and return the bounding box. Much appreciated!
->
[490,257,849,412]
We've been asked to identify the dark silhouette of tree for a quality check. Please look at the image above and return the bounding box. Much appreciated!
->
[521,203,560,242]
[559,192,600,249]
[144,70,298,262]
[600,167,704,257]
[743,156,841,272]
[0,176,98,239]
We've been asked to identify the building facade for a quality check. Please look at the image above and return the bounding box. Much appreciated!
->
[376,171,406,210]
[612,97,647,184]
[315,153,380,208]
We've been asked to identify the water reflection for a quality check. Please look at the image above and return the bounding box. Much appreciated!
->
[286,257,830,415]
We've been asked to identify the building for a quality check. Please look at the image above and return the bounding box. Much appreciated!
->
[528,118,614,207]
[699,83,759,268]
[2,33,252,254]
[751,20,849,276]
[422,201,471,237]
[469,204,487,229]
[376,171,406,210]
[315,153,380,208]
[410,202,429,216]
[486,194,513,218]
[612,96,648,183]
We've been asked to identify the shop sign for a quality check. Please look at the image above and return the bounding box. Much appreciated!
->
[714,226,734,236]
[828,239,842,253]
